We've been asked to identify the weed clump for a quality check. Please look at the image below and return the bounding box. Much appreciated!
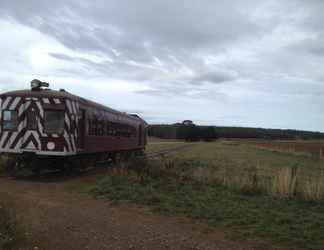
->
[301,178,324,202]
[271,166,298,199]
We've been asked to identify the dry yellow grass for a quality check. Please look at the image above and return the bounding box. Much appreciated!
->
[271,167,298,199]
[301,178,324,202]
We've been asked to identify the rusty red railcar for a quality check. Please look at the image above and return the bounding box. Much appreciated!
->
[0,80,147,173]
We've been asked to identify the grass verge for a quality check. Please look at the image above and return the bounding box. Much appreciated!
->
[87,155,324,250]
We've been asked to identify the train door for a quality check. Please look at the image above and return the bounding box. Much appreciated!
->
[138,124,142,146]
[21,99,40,151]
[77,109,85,150]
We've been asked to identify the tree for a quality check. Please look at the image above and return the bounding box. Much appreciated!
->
[201,126,218,142]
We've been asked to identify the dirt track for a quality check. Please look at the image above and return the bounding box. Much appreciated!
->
[0,169,273,250]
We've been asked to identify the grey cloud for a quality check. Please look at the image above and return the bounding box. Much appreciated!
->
[136,89,168,97]
[191,70,237,84]
[136,80,228,100]
[49,53,76,61]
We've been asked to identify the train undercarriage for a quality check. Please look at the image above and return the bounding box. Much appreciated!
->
[1,150,145,177]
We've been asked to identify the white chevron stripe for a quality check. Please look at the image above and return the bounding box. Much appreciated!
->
[14,141,21,150]
[66,100,73,114]
[76,103,79,113]
[9,97,21,110]
[32,131,41,147]
[70,134,76,152]
[19,101,31,117]
[38,119,47,137]
[2,96,12,110]
[53,98,61,104]
[0,131,9,148]
[65,113,70,130]
[13,118,26,151]
[42,98,50,104]
[18,103,24,117]
[8,118,27,150]
[36,101,44,118]
[23,131,40,150]
[6,131,18,150]
[25,141,37,150]
[23,131,32,144]
[72,101,77,115]
[14,139,22,150]
[64,130,72,152]
[52,134,59,138]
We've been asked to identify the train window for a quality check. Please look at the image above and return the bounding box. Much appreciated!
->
[2,110,18,130]
[44,110,64,134]
[109,122,115,136]
[126,128,131,137]
[88,119,92,135]
[92,119,98,135]
[115,123,122,136]
[106,122,110,136]
[97,120,104,136]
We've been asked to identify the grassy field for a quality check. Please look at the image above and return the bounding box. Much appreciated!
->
[88,140,324,249]
[175,140,324,178]
[241,139,324,159]
[146,140,187,154]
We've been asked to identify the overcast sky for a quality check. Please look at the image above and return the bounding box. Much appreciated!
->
[0,0,324,131]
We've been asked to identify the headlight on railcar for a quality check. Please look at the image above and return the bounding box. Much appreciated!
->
[47,142,55,150]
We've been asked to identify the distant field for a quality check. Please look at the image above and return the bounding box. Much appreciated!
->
[175,140,324,176]
[239,139,324,158]
[147,136,183,143]
[90,140,324,249]
[146,138,186,154]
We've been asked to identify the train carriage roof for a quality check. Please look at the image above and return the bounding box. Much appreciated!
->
[0,89,147,124]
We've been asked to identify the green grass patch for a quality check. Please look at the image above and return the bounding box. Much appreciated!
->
[88,173,324,250]
[146,141,187,154]
[86,141,324,249]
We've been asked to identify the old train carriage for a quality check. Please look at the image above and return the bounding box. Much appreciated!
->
[0,80,147,172]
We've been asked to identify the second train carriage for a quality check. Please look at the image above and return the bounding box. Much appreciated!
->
[0,80,147,172]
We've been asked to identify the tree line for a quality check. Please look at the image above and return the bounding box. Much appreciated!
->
[148,123,324,141]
